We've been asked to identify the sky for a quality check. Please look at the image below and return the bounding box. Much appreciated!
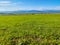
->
[0,0,60,11]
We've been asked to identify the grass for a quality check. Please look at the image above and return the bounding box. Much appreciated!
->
[0,14,60,45]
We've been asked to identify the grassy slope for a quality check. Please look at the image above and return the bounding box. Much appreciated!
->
[0,14,60,45]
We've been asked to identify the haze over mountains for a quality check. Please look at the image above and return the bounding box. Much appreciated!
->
[0,10,60,14]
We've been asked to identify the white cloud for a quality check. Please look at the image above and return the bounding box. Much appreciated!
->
[0,8,21,11]
[53,6,60,10]
[0,1,11,6]
[35,6,60,10]
[0,1,23,11]
[0,1,22,6]
[0,1,11,4]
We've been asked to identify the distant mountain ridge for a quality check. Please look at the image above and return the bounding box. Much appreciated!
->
[0,10,60,14]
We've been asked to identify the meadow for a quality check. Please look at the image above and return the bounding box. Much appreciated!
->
[0,14,60,45]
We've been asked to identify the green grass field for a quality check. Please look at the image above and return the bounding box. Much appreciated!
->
[0,14,60,45]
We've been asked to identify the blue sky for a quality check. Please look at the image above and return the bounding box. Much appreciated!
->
[0,0,60,11]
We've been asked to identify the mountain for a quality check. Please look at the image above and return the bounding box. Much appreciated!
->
[12,10,42,14]
[0,10,60,14]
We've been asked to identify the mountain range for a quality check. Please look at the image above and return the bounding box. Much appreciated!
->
[0,10,60,14]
